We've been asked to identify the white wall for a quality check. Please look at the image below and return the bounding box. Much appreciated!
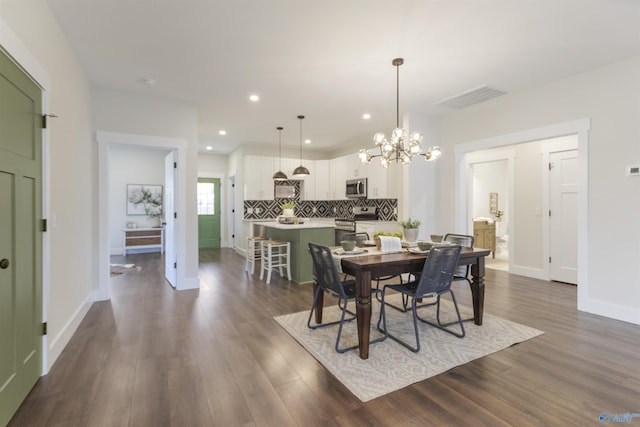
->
[1,1,95,369]
[472,160,508,219]
[436,56,640,324]
[109,146,169,253]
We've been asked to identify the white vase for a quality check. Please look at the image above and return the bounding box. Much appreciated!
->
[403,228,419,242]
[283,208,294,217]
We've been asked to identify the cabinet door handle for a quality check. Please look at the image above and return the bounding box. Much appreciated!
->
[0,258,9,269]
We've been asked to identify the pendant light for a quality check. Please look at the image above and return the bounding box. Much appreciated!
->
[272,126,288,181]
[292,115,310,177]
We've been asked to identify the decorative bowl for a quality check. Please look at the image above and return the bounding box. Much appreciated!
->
[430,234,443,243]
[341,240,357,252]
[417,241,435,251]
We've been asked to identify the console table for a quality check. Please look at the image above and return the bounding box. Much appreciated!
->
[122,227,164,255]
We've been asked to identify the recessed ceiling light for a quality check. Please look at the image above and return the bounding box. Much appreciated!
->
[249,94,259,102]
[206,146,213,150]
[362,113,371,120]
[219,130,226,135]
[305,139,311,144]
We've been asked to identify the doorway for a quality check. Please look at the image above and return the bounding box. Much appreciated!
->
[97,131,188,298]
[197,177,221,248]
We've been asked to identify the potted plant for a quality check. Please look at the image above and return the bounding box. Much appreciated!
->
[494,210,504,222]
[281,201,296,217]
[399,217,421,242]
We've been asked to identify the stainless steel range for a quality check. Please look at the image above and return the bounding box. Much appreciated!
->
[334,207,378,242]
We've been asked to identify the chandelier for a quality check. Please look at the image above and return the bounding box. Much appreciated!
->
[358,58,441,168]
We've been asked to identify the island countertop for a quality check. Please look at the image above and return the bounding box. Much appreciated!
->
[252,220,334,230]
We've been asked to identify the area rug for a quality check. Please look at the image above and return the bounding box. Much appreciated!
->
[109,263,141,277]
[274,295,543,402]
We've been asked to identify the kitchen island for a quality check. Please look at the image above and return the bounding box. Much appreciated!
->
[251,220,335,284]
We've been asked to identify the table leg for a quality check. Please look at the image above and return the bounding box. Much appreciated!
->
[355,270,372,359]
[313,281,324,324]
[470,256,486,325]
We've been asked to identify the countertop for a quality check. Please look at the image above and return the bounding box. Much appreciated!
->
[252,220,335,230]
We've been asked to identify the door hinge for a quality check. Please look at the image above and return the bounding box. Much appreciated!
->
[42,114,58,129]
[549,162,553,170]
[173,212,177,219]
[549,210,551,217]
[549,257,552,263]
[42,322,47,335]
[42,218,47,232]
[232,234,235,238]
[173,161,177,169]
[174,262,177,269]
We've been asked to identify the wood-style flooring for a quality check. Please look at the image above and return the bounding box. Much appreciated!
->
[9,248,640,426]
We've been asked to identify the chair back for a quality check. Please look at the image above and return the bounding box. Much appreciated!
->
[444,234,473,278]
[308,242,348,299]
[443,233,473,248]
[414,244,462,296]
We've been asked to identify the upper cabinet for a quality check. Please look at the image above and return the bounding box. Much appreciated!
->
[328,156,347,200]
[313,160,330,200]
[244,155,275,200]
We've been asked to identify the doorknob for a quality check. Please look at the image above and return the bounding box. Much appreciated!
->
[0,258,9,269]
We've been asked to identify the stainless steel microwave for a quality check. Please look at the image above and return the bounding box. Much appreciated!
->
[346,178,367,198]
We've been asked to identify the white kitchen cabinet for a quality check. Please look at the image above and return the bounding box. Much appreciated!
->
[244,155,275,200]
[313,159,330,200]
[366,165,388,198]
[300,160,315,200]
[328,156,347,200]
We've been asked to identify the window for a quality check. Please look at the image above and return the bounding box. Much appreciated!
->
[197,182,215,215]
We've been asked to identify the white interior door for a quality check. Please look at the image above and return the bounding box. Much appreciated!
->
[549,150,578,284]
[164,151,177,287]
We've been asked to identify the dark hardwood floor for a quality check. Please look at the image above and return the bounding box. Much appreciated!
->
[9,248,640,426]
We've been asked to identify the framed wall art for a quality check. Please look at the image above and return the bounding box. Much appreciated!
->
[127,184,163,216]
[489,192,498,214]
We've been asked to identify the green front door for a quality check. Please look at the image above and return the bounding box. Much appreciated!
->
[0,49,43,426]
[197,178,221,248]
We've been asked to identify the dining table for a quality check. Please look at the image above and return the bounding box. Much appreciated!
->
[313,245,492,360]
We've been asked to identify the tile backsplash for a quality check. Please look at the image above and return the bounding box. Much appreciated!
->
[244,197,398,221]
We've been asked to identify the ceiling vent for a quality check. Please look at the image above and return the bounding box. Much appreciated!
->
[435,85,506,109]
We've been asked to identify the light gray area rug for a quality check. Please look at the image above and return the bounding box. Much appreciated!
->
[274,295,543,402]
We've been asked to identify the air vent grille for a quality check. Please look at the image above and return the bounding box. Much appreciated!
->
[436,85,506,109]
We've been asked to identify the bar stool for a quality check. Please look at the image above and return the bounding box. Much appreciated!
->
[260,240,291,284]
[245,236,268,274]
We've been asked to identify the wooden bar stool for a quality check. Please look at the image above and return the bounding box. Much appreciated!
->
[260,240,291,284]
[245,236,268,274]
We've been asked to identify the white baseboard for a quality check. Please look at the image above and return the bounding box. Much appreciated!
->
[509,264,546,280]
[46,292,94,371]
[579,298,640,326]
[177,276,200,291]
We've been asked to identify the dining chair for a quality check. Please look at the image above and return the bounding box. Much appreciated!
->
[377,244,464,352]
[443,233,474,285]
[307,242,386,353]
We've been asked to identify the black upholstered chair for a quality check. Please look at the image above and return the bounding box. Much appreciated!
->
[307,242,386,353]
[377,244,464,352]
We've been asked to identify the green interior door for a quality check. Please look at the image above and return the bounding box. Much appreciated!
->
[197,178,221,248]
[0,49,43,426]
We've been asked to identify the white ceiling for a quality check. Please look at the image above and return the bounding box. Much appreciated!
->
[47,0,640,154]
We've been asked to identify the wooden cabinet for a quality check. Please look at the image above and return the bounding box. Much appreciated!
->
[473,220,495,259]
[123,227,164,255]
